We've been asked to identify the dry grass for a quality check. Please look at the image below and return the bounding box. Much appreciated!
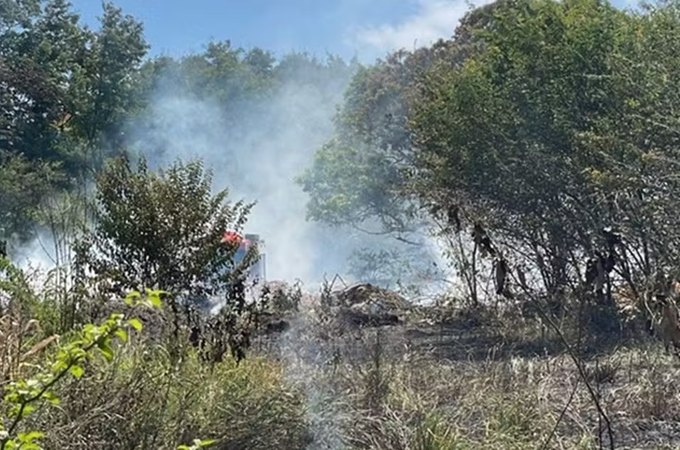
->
[256,299,680,450]
[6,269,680,450]
[0,297,59,385]
[325,345,680,449]
[24,344,310,450]
[0,312,21,383]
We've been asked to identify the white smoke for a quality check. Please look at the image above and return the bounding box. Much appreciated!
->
[126,65,361,284]
[278,313,350,449]
[12,231,57,277]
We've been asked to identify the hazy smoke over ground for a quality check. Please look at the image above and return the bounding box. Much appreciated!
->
[128,69,360,283]
[12,232,57,277]
[278,313,349,449]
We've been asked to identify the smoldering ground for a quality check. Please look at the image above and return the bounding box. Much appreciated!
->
[121,58,451,450]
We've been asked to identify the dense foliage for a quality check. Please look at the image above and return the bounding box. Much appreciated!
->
[0,0,147,242]
[75,158,252,300]
[303,0,680,320]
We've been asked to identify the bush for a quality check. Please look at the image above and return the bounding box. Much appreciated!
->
[28,346,310,449]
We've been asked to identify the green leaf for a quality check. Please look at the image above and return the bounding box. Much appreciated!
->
[68,365,84,379]
[19,444,41,450]
[114,328,128,342]
[43,391,61,406]
[124,291,141,306]
[97,340,114,361]
[127,318,143,332]
[19,404,35,418]
[147,291,163,308]
[177,438,217,450]
[18,431,44,442]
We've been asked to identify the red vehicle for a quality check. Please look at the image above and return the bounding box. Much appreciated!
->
[221,230,266,282]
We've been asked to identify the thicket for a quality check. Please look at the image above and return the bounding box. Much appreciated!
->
[302,0,680,331]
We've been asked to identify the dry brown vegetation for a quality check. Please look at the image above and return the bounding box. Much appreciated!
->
[243,284,680,449]
[3,270,680,450]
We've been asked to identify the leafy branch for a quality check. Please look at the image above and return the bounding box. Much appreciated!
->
[0,290,163,450]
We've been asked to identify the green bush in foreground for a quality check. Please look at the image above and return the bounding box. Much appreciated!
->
[0,290,162,450]
[23,343,308,449]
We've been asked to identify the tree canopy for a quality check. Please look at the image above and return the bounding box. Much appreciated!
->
[0,0,148,242]
[0,0,358,246]
[303,0,680,313]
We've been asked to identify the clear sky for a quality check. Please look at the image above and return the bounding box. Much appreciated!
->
[64,0,485,62]
[68,0,632,62]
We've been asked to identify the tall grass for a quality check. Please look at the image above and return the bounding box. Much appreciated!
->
[26,344,310,449]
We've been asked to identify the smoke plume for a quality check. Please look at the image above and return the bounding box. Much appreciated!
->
[127,61,359,284]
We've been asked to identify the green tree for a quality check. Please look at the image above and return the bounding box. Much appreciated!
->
[413,0,627,293]
[0,0,149,170]
[298,9,489,235]
[72,2,148,159]
[304,0,680,315]
[582,1,680,298]
[0,56,63,163]
[411,0,680,317]
[0,155,62,243]
[0,0,39,31]
[74,157,253,319]
[0,0,149,243]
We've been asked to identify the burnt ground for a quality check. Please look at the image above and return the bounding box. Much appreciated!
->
[252,291,680,449]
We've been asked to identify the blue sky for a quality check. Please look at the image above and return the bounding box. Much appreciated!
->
[69,0,631,62]
[67,0,486,61]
